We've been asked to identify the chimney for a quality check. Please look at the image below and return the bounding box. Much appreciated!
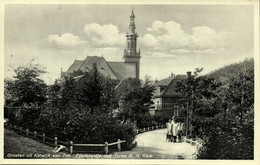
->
[171,72,175,79]
[187,71,191,78]
[60,68,64,78]
[155,78,158,83]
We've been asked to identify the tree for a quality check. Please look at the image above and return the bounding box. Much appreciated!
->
[47,79,61,108]
[118,76,155,127]
[209,58,254,124]
[4,60,47,129]
[34,64,136,149]
[197,59,254,159]
[4,60,47,107]
[176,68,221,138]
[80,63,117,114]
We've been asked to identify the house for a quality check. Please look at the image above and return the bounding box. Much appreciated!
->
[149,72,190,119]
[60,9,141,84]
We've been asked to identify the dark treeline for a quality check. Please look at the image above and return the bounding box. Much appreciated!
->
[176,58,254,159]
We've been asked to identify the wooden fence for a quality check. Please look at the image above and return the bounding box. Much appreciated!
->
[137,123,203,148]
[135,124,166,135]
[183,137,203,148]
[6,124,125,155]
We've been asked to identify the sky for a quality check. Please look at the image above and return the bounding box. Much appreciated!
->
[4,4,254,84]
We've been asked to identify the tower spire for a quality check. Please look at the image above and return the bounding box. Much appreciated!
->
[123,8,141,79]
[129,7,136,34]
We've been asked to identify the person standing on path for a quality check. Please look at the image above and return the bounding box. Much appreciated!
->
[171,116,177,142]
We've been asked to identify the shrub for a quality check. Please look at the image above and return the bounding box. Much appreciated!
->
[34,106,136,150]
[197,112,254,159]
[6,107,41,130]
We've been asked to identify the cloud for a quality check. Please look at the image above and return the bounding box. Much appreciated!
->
[140,20,230,55]
[171,49,191,54]
[142,50,178,58]
[193,49,216,54]
[189,26,229,49]
[83,23,125,47]
[47,33,86,47]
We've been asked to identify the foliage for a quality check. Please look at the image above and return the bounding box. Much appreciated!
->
[6,61,136,150]
[4,61,47,129]
[34,63,136,149]
[197,106,254,159]
[47,80,61,107]
[35,100,136,149]
[117,76,155,128]
[176,68,221,138]
[176,59,254,159]
[115,77,141,100]
[70,70,85,77]
[4,60,47,107]
[197,59,253,159]
[80,63,118,114]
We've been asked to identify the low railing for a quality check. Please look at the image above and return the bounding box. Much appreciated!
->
[183,137,203,148]
[135,124,166,135]
[6,124,125,154]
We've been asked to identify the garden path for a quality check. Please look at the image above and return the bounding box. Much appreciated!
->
[113,128,198,159]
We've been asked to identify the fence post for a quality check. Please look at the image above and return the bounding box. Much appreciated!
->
[143,128,145,132]
[152,126,154,130]
[70,141,73,154]
[34,131,37,138]
[148,127,150,131]
[156,125,158,129]
[43,134,45,142]
[104,142,108,155]
[54,137,58,146]
[26,129,29,136]
[117,139,121,152]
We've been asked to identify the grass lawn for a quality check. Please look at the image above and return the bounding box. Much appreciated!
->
[4,128,68,159]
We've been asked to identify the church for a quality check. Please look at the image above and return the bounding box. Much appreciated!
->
[61,9,141,83]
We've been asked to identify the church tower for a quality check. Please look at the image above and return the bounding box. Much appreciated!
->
[123,8,141,79]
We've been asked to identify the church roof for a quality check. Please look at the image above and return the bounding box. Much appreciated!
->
[78,56,118,80]
[107,62,136,81]
[63,56,137,81]
[66,60,84,75]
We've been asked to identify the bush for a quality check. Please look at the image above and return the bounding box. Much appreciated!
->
[6,107,41,131]
[197,113,254,159]
[5,62,137,151]
[34,105,136,150]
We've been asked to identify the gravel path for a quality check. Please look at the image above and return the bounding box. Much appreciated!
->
[112,128,198,159]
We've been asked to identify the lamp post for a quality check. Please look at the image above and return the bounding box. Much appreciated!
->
[186,101,189,139]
